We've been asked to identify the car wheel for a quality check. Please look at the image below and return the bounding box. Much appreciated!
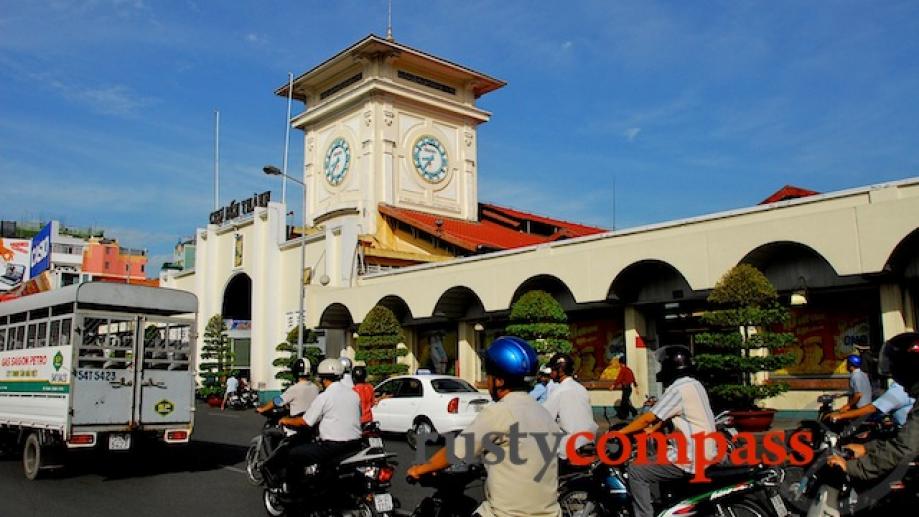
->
[407,419,435,450]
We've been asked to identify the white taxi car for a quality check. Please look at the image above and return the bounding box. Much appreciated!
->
[373,374,490,448]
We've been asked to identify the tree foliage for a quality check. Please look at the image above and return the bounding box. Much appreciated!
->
[273,326,322,389]
[355,306,408,381]
[505,290,572,360]
[198,314,235,398]
[695,264,795,410]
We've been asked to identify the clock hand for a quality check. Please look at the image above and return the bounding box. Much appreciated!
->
[421,154,434,169]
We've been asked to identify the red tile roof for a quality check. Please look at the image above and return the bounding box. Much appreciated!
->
[377,203,605,253]
[760,185,820,204]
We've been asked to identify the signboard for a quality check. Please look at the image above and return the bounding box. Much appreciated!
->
[775,306,873,377]
[30,222,52,278]
[0,238,31,293]
[0,347,71,394]
[209,191,271,225]
[234,234,243,268]
[569,319,625,381]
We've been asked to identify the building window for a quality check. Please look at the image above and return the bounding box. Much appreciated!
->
[141,264,145,273]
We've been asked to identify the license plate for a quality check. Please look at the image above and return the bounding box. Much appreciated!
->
[373,493,393,512]
[770,494,788,517]
[108,433,131,451]
[369,437,383,449]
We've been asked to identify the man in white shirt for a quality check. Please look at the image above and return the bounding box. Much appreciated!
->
[279,358,362,477]
[616,345,717,517]
[257,358,319,417]
[221,374,239,410]
[543,352,598,462]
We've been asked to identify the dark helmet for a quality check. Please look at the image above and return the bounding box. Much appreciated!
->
[291,358,311,379]
[352,365,368,383]
[846,354,863,369]
[656,345,695,385]
[879,332,919,389]
[547,352,575,376]
[482,336,539,383]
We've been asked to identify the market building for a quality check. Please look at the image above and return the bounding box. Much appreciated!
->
[162,34,919,411]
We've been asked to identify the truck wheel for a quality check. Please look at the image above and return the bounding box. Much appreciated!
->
[22,432,44,480]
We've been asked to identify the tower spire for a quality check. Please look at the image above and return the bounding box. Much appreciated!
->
[386,0,394,41]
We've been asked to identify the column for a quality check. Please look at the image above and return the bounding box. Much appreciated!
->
[624,306,650,397]
[457,322,479,383]
[880,283,916,340]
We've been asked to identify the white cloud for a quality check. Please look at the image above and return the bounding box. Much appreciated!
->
[624,127,641,142]
[561,41,573,51]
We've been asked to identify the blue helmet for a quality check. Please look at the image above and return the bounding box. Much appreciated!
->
[846,354,862,368]
[482,336,539,381]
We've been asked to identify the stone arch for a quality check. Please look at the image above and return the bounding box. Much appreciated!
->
[739,241,845,290]
[884,228,919,279]
[221,272,252,320]
[317,303,354,329]
[374,295,414,324]
[508,274,577,311]
[432,286,486,320]
[608,260,697,304]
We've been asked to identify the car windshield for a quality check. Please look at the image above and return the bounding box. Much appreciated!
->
[430,378,478,393]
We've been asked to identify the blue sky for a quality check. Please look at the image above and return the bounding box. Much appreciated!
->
[2,1,919,276]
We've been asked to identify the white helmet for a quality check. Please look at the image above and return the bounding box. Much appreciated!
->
[339,356,353,373]
[317,358,344,378]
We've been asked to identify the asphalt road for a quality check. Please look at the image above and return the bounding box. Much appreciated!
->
[0,402,480,517]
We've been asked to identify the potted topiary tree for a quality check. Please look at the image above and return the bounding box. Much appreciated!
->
[199,314,235,407]
[694,264,796,431]
[355,306,408,382]
[506,290,572,363]
[274,325,323,389]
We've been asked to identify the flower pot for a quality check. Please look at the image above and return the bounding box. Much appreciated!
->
[206,394,222,408]
[728,408,777,432]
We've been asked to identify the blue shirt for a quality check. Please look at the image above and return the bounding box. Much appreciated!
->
[872,381,916,426]
[529,382,548,403]
[849,369,873,408]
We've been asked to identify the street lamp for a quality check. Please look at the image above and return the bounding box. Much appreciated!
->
[264,164,307,359]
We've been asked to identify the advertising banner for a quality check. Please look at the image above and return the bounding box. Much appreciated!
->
[0,346,71,394]
[30,222,52,278]
[775,304,874,377]
[0,238,31,293]
[569,320,625,381]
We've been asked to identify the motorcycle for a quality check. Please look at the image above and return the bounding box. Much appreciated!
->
[253,397,399,516]
[228,388,260,410]
[558,437,789,517]
[402,462,485,517]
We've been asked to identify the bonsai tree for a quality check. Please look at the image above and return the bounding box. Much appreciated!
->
[198,314,235,398]
[274,326,322,389]
[695,264,796,411]
[506,290,572,361]
[355,306,408,381]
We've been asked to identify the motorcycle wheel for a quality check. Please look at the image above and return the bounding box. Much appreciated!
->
[558,489,605,517]
[263,489,288,517]
[718,500,771,517]
[246,438,264,486]
[406,420,434,451]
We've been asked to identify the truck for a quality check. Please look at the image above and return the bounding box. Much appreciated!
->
[0,282,197,479]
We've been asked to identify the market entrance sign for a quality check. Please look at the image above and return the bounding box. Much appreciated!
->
[210,191,271,225]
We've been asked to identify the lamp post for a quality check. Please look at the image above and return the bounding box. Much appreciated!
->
[264,165,307,358]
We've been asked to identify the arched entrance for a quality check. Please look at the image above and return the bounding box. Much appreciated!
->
[222,273,252,379]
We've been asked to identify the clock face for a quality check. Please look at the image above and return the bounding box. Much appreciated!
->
[412,135,448,183]
[324,137,351,186]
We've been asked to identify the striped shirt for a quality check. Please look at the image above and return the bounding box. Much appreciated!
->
[651,376,717,473]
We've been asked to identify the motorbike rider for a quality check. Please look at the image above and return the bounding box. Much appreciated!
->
[351,365,375,425]
[828,332,919,479]
[839,354,873,411]
[615,345,718,517]
[278,358,362,479]
[407,336,563,517]
[543,352,598,464]
[529,366,552,403]
[339,356,354,388]
[825,379,915,427]
[257,358,319,419]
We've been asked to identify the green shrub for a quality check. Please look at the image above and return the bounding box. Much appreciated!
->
[506,290,572,361]
[274,326,322,388]
[198,314,234,398]
[355,306,408,381]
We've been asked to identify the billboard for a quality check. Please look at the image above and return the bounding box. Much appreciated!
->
[30,222,52,278]
[0,238,31,293]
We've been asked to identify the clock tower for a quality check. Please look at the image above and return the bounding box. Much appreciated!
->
[278,35,505,236]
